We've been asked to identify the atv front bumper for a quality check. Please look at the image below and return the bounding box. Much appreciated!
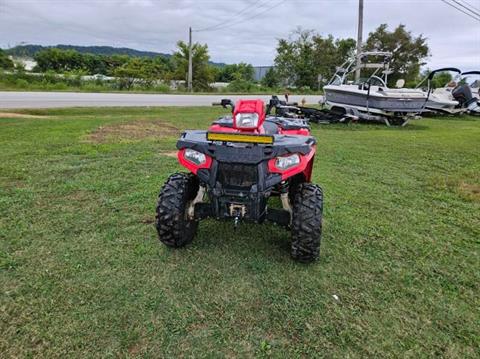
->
[177,130,315,224]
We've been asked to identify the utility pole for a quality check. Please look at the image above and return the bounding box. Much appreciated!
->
[355,0,364,82]
[187,27,193,92]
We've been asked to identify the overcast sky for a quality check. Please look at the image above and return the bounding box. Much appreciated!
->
[1,0,479,70]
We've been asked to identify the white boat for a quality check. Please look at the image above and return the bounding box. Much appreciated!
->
[323,52,427,126]
[416,68,463,115]
[416,68,480,116]
[452,76,480,115]
[462,71,480,101]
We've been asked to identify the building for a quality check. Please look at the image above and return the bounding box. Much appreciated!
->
[9,56,37,71]
[253,66,273,82]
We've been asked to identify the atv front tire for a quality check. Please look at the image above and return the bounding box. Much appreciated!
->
[291,183,323,262]
[155,172,199,248]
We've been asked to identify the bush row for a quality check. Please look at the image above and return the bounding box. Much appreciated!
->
[0,71,320,95]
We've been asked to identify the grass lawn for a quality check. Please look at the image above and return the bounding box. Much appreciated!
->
[1,107,479,357]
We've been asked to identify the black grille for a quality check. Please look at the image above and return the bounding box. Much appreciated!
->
[217,163,258,188]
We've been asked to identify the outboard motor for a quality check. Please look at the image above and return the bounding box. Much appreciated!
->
[452,84,480,114]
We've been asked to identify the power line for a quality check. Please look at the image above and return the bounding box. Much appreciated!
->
[195,0,264,32]
[202,0,287,33]
[457,0,480,14]
[442,0,480,20]
[195,0,267,32]
[188,0,286,92]
[450,0,480,17]
[440,0,480,21]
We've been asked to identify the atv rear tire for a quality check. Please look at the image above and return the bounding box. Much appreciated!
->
[155,172,199,248]
[291,183,323,263]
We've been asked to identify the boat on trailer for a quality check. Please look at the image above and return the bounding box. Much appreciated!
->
[462,71,480,101]
[323,52,427,126]
[417,67,480,115]
[419,69,480,116]
[416,67,463,115]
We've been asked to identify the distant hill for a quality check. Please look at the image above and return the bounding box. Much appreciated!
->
[6,44,226,66]
[6,44,169,58]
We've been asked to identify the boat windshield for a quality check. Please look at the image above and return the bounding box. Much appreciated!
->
[351,76,387,88]
[331,75,343,86]
[367,76,387,87]
[469,79,479,87]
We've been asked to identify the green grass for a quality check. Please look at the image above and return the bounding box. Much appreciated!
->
[1,107,479,357]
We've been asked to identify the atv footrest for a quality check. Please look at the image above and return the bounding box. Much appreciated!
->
[194,203,214,220]
[266,208,291,227]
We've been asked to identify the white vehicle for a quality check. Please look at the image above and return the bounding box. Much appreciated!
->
[323,52,427,126]
[417,68,480,116]
[451,71,480,115]
[461,71,480,101]
[416,68,463,115]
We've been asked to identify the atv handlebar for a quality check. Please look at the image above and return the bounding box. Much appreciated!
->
[212,99,235,112]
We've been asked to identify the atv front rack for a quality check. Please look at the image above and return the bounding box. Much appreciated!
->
[206,132,274,144]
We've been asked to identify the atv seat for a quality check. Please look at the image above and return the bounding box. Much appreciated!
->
[262,121,280,135]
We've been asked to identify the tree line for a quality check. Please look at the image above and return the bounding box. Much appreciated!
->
[0,49,14,70]
[20,44,255,91]
[267,24,429,89]
[1,24,431,91]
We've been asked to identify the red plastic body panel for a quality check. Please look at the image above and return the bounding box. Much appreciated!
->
[177,148,212,174]
[208,123,310,136]
[278,128,310,136]
[267,145,316,181]
[232,99,266,131]
[181,102,315,178]
[208,124,239,133]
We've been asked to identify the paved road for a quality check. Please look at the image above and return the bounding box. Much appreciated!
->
[0,91,324,109]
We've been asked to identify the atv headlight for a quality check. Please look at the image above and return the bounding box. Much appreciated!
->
[184,148,206,165]
[275,154,300,170]
[235,113,259,128]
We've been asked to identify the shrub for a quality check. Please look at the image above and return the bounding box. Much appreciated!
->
[15,79,29,88]
[151,83,171,93]
[42,71,59,84]
[226,79,255,92]
[82,83,107,92]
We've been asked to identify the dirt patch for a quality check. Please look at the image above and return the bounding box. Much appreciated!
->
[140,217,155,225]
[0,112,48,119]
[67,190,93,203]
[428,175,480,202]
[128,340,146,356]
[86,119,179,143]
[159,151,178,158]
[458,181,480,202]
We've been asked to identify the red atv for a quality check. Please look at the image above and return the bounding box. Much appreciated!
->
[155,99,323,262]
